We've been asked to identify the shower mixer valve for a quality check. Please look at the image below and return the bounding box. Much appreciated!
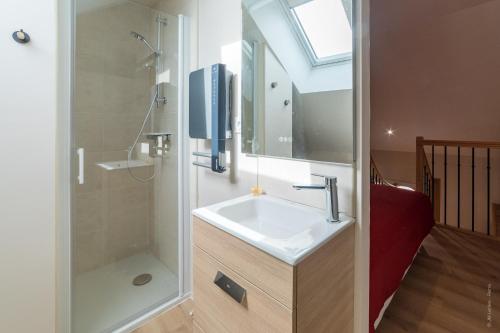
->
[144,132,173,158]
[156,96,168,106]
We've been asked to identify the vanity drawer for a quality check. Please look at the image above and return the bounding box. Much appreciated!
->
[193,216,294,309]
[193,246,293,333]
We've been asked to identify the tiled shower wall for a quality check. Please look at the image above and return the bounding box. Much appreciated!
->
[74,2,157,274]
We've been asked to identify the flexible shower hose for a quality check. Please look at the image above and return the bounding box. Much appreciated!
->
[126,90,159,183]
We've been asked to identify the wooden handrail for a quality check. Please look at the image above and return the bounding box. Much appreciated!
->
[370,156,395,186]
[370,156,382,181]
[418,139,500,149]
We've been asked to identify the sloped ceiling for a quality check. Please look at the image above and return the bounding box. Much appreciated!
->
[371,0,500,151]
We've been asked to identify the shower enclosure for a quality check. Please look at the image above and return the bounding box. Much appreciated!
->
[72,1,189,332]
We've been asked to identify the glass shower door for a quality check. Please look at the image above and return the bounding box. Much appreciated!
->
[72,1,181,332]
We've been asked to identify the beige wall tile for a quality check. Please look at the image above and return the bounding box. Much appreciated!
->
[74,1,177,274]
[74,113,104,152]
[75,228,107,273]
[106,204,151,261]
[75,71,104,114]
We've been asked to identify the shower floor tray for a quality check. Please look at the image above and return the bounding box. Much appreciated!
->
[74,252,178,333]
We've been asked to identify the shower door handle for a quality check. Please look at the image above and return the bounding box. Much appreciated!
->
[77,148,84,185]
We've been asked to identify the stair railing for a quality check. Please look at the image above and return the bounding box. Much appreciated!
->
[416,136,500,235]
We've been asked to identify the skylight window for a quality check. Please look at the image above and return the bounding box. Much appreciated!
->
[289,0,352,65]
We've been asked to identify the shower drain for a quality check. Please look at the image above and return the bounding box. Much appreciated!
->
[133,273,152,286]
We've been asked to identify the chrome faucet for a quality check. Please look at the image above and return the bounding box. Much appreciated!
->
[293,174,339,223]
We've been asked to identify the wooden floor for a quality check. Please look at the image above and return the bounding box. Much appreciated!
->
[133,299,193,333]
[377,226,500,332]
[134,226,500,333]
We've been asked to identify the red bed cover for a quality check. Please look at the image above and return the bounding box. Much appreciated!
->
[370,184,434,332]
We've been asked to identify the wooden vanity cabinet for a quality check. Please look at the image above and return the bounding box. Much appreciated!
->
[192,216,354,333]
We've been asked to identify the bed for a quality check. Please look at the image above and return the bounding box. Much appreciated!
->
[370,184,434,332]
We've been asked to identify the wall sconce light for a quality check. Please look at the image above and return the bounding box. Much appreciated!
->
[12,29,30,44]
[386,128,395,136]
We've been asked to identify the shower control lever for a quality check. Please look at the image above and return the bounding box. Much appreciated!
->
[156,96,167,106]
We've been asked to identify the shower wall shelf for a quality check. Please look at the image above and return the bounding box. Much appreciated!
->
[143,132,173,140]
[96,160,153,171]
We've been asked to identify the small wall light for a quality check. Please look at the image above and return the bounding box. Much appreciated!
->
[386,128,395,136]
[12,29,30,44]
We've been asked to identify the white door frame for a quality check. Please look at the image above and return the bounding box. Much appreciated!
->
[353,0,371,332]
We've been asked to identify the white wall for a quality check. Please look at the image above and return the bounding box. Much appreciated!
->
[0,0,57,332]
[195,0,355,220]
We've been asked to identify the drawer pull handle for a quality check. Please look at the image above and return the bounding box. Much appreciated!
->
[214,271,246,304]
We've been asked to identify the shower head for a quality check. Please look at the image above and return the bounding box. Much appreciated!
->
[130,31,145,41]
[130,31,158,56]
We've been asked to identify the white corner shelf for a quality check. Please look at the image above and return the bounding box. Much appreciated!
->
[96,160,153,171]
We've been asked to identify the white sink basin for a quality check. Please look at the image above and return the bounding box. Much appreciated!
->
[193,195,354,265]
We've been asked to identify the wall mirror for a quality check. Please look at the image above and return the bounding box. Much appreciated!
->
[241,0,354,163]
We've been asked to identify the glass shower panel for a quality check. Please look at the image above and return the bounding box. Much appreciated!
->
[73,1,180,332]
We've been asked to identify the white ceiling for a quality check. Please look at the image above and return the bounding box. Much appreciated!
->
[371,0,500,152]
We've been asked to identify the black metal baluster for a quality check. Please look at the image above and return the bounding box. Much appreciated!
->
[487,148,491,235]
[444,146,447,225]
[432,145,435,215]
[424,169,428,195]
[457,146,461,229]
[427,169,431,197]
[424,170,426,195]
[423,169,426,194]
[428,176,431,197]
[472,147,475,232]
[424,171,427,195]
[426,167,429,195]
